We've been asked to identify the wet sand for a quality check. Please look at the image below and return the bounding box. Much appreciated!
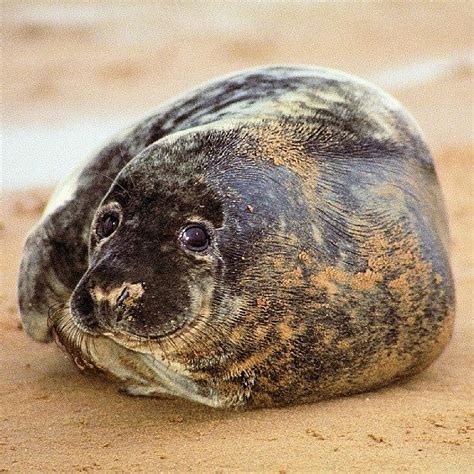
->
[1,2,473,471]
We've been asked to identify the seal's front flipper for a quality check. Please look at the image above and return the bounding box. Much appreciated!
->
[17,184,92,343]
[18,216,87,342]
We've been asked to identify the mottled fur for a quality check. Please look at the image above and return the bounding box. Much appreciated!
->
[18,66,454,408]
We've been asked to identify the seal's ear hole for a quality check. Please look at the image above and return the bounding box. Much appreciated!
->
[179,224,210,252]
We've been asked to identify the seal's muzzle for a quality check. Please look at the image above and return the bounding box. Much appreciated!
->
[71,279,145,334]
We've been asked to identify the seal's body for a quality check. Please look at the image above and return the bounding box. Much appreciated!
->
[18,66,455,408]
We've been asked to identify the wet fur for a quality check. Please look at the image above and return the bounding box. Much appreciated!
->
[18,66,455,408]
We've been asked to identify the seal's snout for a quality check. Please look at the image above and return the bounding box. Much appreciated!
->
[70,280,144,331]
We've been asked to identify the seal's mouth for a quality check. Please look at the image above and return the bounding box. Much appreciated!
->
[48,304,157,365]
[47,293,212,364]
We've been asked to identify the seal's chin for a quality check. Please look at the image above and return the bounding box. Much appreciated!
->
[103,329,162,352]
[47,304,225,408]
[48,305,174,384]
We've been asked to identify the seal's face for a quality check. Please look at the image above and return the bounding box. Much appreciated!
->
[69,144,225,341]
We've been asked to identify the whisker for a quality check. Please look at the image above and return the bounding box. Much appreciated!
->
[89,171,133,199]
[117,144,137,190]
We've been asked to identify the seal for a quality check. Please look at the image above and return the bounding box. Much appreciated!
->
[18,66,455,408]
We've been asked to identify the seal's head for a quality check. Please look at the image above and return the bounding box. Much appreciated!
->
[67,124,292,351]
[70,136,230,343]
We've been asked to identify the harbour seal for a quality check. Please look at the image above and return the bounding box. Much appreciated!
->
[18,66,455,408]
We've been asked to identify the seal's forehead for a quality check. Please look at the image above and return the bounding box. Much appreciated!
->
[102,147,224,226]
[112,164,208,203]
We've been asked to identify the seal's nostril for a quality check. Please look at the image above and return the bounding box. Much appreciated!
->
[72,288,94,319]
[116,286,129,307]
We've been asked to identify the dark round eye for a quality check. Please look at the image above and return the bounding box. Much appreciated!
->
[96,212,120,241]
[180,225,210,252]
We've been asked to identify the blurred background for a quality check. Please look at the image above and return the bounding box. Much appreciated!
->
[3,1,473,189]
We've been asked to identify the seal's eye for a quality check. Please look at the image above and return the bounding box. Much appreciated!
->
[96,212,120,241]
[180,225,210,252]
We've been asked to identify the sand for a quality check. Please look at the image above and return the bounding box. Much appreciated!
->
[1,2,473,472]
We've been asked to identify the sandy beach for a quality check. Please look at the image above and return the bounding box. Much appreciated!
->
[1,2,473,471]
